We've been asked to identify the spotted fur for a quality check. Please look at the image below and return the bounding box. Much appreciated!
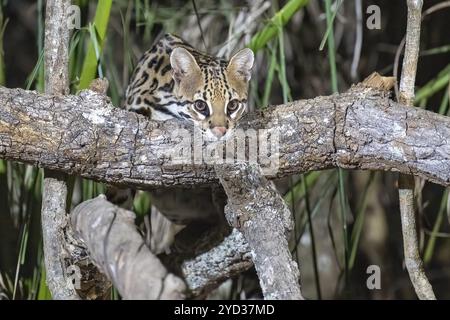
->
[125,33,254,140]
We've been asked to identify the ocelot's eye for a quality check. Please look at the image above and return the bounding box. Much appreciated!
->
[227,99,239,115]
[193,100,208,113]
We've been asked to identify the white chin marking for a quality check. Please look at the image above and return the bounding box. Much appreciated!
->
[202,129,233,142]
[204,130,220,142]
[222,129,233,140]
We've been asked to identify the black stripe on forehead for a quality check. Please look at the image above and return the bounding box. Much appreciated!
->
[220,66,233,99]
[197,64,232,102]
[203,66,209,83]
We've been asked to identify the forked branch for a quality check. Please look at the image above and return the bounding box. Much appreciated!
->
[216,162,304,299]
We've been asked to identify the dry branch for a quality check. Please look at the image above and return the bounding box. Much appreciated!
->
[70,195,253,298]
[41,0,79,300]
[181,228,252,297]
[71,195,186,299]
[0,74,449,189]
[216,162,304,300]
[397,0,435,300]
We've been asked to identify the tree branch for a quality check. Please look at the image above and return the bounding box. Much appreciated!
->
[216,162,304,299]
[41,0,79,300]
[398,0,435,300]
[71,195,186,299]
[180,228,252,297]
[0,73,449,189]
[70,195,253,299]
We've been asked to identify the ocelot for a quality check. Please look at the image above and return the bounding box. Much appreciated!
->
[107,33,254,252]
[125,33,253,140]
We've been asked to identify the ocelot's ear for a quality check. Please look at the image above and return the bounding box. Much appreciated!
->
[227,48,254,82]
[170,47,201,84]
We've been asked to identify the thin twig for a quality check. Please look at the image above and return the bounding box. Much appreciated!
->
[350,0,363,81]
[393,1,450,101]
[191,0,207,51]
[398,0,435,300]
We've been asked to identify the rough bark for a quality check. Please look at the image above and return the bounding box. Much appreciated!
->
[0,74,450,189]
[41,0,79,300]
[398,0,435,300]
[181,228,252,297]
[65,79,113,300]
[69,192,284,299]
[70,195,254,299]
[71,195,186,299]
[216,162,304,300]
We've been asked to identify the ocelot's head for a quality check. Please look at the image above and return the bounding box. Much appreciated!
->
[170,47,254,141]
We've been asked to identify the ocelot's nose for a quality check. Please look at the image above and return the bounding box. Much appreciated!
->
[211,126,227,138]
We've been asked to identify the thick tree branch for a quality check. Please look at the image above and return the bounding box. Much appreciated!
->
[398,0,435,300]
[71,195,186,299]
[41,0,79,300]
[216,162,304,300]
[0,73,449,189]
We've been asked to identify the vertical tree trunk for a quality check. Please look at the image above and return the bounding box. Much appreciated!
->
[41,0,79,300]
[216,163,304,300]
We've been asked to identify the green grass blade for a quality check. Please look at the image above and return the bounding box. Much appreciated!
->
[415,64,450,103]
[325,0,338,93]
[77,0,112,90]
[438,89,449,115]
[37,256,52,300]
[324,0,349,287]
[349,172,375,270]
[277,21,292,102]
[420,44,450,56]
[36,0,45,92]
[423,189,449,264]
[248,0,309,52]
[319,0,343,51]
[12,220,30,299]
[133,191,152,218]
[25,49,44,90]
[295,172,337,239]
[283,171,321,205]
[261,44,278,108]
